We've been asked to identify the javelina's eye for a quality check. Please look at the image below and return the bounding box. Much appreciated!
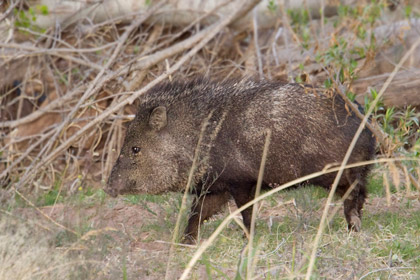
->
[132,147,141,154]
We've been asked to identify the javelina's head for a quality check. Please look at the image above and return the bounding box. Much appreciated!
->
[105,105,193,197]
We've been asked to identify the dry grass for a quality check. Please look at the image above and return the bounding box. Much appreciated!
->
[0,213,79,280]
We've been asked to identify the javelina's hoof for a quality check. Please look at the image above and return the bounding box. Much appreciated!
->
[181,235,197,245]
[347,215,361,232]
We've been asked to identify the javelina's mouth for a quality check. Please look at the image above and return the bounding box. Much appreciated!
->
[105,179,138,197]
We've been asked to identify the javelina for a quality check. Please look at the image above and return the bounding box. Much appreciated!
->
[105,78,375,243]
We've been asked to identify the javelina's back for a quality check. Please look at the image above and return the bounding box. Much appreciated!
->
[106,79,375,243]
[219,82,373,187]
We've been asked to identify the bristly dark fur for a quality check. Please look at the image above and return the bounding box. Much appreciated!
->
[106,78,376,243]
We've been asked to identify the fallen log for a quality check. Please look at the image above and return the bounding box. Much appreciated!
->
[353,69,420,108]
[20,0,341,32]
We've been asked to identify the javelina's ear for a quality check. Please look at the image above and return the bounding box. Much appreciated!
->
[149,106,167,131]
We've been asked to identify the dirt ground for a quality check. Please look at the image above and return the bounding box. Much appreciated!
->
[8,193,419,279]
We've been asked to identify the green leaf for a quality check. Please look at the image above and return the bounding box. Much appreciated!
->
[37,5,49,15]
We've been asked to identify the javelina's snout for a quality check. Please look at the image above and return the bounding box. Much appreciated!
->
[105,175,124,198]
[104,185,119,197]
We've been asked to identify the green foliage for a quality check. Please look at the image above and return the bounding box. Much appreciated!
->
[267,0,277,13]
[287,8,311,49]
[313,2,386,89]
[37,5,49,15]
[283,185,328,202]
[54,229,78,247]
[404,5,412,17]
[366,174,385,197]
[364,88,385,114]
[346,90,356,102]
[13,6,48,34]
[366,211,420,265]
[123,194,141,204]
[14,8,36,28]
[75,186,107,206]
[37,180,64,206]
[317,37,360,83]
[122,254,128,280]
[373,104,420,156]
[200,253,230,280]
[336,1,384,26]
[323,78,332,89]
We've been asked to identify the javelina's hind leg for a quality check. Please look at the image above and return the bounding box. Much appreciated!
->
[229,184,255,236]
[183,191,230,244]
[342,181,367,232]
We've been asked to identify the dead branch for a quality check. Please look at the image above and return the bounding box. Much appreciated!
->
[3,0,263,190]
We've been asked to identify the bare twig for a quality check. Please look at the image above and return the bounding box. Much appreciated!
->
[359,267,414,279]
[0,0,19,23]
[14,190,78,235]
[247,129,271,279]
[252,7,264,80]
[0,42,118,54]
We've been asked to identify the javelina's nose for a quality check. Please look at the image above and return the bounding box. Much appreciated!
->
[104,186,118,198]
[105,175,125,198]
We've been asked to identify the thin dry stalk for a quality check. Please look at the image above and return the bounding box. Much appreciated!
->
[388,162,400,192]
[415,168,420,192]
[0,42,106,71]
[0,208,54,233]
[1,128,56,184]
[384,173,392,206]
[320,0,325,35]
[0,86,85,128]
[247,129,271,279]
[252,8,263,80]
[126,0,233,90]
[29,260,104,278]
[403,166,411,196]
[127,24,164,91]
[62,227,118,255]
[164,110,214,280]
[0,42,118,54]
[359,267,414,279]
[14,190,77,236]
[0,1,19,23]
[325,179,359,228]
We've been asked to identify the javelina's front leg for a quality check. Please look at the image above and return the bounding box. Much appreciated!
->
[183,191,230,244]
